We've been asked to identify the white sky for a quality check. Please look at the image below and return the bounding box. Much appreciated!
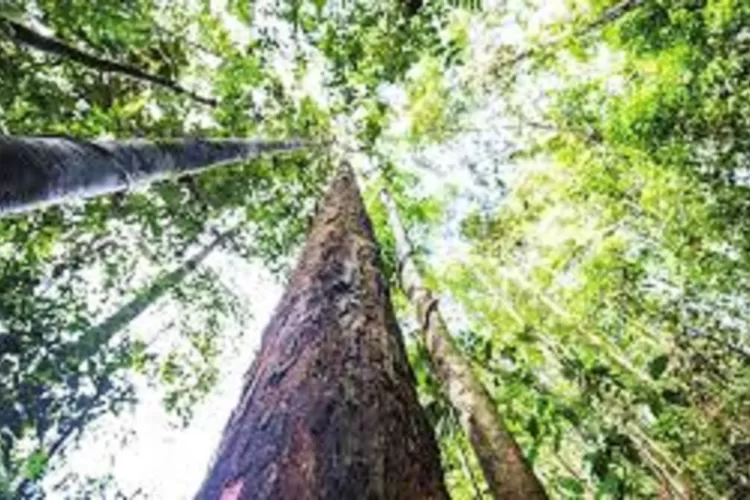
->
[46,252,283,499]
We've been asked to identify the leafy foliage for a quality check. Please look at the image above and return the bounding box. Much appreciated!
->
[3,0,750,498]
[441,0,750,497]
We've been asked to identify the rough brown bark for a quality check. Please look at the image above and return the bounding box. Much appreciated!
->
[195,166,448,500]
[382,190,548,500]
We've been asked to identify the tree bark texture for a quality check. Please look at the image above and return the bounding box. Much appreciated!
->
[0,136,306,217]
[382,190,548,500]
[0,17,218,106]
[195,166,448,500]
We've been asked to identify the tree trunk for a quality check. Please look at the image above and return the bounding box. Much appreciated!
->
[492,0,644,70]
[195,166,447,500]
[79,227,233,359]
[11,229,232,498]
[0,17,218,106]
[382,190,548,500]
[0,136,306,217]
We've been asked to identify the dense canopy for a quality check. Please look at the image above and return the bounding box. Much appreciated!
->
[1,0,748,498]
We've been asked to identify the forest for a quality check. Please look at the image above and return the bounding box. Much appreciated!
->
[0,0,748,498]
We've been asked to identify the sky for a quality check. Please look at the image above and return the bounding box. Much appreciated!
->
[46,252,283,499]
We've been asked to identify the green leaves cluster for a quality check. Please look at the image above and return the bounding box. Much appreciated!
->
[439,0,750,497]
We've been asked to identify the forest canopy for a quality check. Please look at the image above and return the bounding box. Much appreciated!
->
[0,0,748,498]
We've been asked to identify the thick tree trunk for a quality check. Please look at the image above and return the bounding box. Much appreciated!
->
[0,17,218,106]
[382,190,548,500]
[0,136,305,217]
[195,166,447,499]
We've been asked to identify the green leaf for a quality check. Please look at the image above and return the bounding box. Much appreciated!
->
[527,416,540,439]
[23,449,48,480]
[647,354,669,380]
[560,477,585,495]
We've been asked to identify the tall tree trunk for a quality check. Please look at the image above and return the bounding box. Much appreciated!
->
[13,228,231,497]
[453,420,486,500]
[79,227,234,359]
[0,17,218,106]
[493,0,644,70]
[195,166,447,500]
[382,190,548,500]
[0,136,305,217]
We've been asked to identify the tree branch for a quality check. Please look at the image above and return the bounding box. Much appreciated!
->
[0,17,218,107]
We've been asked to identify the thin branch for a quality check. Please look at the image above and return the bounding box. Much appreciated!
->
[0,17,218,107]
[493,0,645,70]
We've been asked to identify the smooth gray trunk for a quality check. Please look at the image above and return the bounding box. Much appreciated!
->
[0,136,306,216]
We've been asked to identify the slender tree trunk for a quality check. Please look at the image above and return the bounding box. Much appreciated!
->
[195,166,447,500]
[0,17,218,106]
[453,420,486,500]
[0,136,306,217]
[493,0,644,70]
[492,266,653,386]
[382,190,548,500]
[79,227,233,359]
[475,268,695,499]
[13,229,230,497]
[626,424,694,500]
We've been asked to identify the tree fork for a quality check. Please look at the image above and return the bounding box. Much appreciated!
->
[195,165,447,499]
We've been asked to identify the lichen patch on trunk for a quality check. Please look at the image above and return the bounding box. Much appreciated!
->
[219,479,243,500]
